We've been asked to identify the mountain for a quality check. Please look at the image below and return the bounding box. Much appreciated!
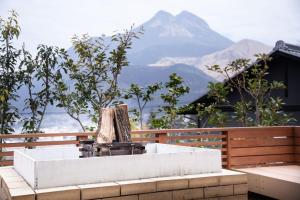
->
[196,39,272,80]
[128,11,233,65]
[151,39,272,80]
[119,64,215,108]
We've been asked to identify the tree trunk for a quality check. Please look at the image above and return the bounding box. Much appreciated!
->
[96,108,116,143]
[114,104,131,142]
[95,104,131,144]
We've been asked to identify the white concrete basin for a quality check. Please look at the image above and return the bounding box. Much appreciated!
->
[14,144,221,189]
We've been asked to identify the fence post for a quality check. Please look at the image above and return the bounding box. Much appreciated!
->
[222,131,232,169]
[156,132,168,144]
[76,135,89,147]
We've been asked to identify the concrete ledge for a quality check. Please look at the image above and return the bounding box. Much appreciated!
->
[0,167,248,200]
[0,166,35,200]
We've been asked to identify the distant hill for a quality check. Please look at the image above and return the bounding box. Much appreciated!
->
[119,64,215,108]
[128,10,233,65]
[196,39,272,80]
[151,39,272,80]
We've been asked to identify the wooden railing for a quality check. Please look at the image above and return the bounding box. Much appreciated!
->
[0,126,299,168]
[0,132,94,166]
[294,127,300,164]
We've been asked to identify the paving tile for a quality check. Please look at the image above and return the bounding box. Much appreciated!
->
[204,185,234,198]
[79,182,120,199]
[139,191,172,200]
[117,179,156,195]
[35,186,80,200]
[173,188,204,200]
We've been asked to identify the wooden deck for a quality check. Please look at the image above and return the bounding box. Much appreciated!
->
[237,165,300,200]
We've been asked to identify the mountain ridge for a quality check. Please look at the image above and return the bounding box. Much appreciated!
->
[128,10,234,65]
[150,39,272,80]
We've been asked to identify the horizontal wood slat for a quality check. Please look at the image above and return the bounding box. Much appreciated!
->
[231,146,294,157]
[0,160,13,166]
[231,154,295,166]
[230,137,294,148]
[0,132,94,139]
[176,141,226,147]
[229,128,294,138]
[166,135,225,140]
[0,140,79,148]
[131,126,295,135]
[131,128,225,134]
[0,151,13,157]
[131,137,158,142]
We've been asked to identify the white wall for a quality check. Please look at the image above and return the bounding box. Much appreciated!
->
[15,144,221,189]
[14,150,36,188]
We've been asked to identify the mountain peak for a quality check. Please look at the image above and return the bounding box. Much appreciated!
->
[176,10,209,28]
[176,11,198,19]
[130,10,233,65]
[153,10,173,20]
[231,39,272,51]
[236,39,266,45]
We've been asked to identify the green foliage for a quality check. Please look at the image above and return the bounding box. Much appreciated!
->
[0,10,21,134]
[20,46,68,133]
[124,83,162,129]
[207,54,295,126]
[150,73,190,129]
[181,82,229,127]
[59,27,142,130]
[260,97,295,126]
[232,101,253,126]
[207,82,230,104]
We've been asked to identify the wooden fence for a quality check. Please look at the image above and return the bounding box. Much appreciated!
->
[0,126,299,168]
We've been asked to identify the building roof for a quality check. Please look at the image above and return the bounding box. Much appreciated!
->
[272,40,300,59]
[186,40,300,109]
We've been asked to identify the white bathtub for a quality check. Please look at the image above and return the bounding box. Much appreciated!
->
[14,144,221,189]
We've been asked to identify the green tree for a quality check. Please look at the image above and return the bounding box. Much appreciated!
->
[55,83,88,131]
[180,82,229,127]
[60,28,142,131]
[196,82,229,127]
[124,83,162,129]
[150,73,190,129]
[260,97,293,126]
[0,10,21,134]
[20,45,67,133]
[207,54,294,126]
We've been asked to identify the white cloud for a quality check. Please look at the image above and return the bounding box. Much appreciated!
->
[0,0,299,52]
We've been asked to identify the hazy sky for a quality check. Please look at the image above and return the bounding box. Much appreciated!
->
[1,0,299,52]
